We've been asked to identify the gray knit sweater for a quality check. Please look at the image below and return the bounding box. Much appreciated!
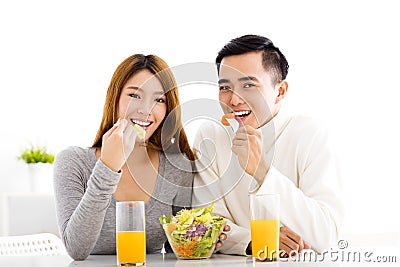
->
[53,146,193,260]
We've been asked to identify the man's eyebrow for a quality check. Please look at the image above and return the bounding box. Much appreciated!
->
[218,79,230,84]
[238,76,260,83]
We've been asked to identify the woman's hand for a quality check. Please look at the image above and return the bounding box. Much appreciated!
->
[214,224,231,252]
[100,118,137,172]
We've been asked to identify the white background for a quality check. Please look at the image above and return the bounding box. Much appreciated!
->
[0,0,399,239]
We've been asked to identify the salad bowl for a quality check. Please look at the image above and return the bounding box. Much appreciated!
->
[160,204,226,259]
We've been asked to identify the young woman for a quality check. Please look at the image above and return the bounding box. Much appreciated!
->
[53,54,195,260]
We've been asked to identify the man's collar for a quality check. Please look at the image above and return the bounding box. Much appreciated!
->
[259,105,292,152]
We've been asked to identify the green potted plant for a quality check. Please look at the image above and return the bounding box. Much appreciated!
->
[18,145,55,164]
[18,145,55,193]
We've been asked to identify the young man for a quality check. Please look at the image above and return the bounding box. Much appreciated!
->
[193,35,344,256]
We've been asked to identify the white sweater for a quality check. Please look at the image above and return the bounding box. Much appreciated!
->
[192,108,344,255]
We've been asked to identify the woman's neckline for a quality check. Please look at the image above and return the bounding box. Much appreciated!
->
[89,147,165,207]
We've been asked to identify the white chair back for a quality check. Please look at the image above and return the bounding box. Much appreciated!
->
[0,233,67,256]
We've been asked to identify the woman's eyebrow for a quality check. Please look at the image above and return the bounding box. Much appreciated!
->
[126,86,164,96]
[126,86,141,91]
[153,91,165,96]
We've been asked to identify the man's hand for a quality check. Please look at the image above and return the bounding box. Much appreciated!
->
[231,125,269,184]
[279,226,311,257]
[214,224,231,252]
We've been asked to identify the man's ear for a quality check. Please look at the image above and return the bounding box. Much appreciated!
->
[275,80,288,103]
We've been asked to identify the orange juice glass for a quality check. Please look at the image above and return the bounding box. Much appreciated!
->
[116,201,145,266]
[249,194,280,262]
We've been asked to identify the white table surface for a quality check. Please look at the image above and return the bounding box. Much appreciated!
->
[0,252,398,267]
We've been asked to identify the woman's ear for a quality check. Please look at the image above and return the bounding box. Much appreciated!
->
[275,80,288,103]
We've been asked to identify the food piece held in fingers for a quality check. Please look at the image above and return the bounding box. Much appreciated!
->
[133,124,146,139]
[221,113,235,126]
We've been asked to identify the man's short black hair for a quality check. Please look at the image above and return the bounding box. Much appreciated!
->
[216,34,289,85]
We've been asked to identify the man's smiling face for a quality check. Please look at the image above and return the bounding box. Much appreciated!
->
[218,51,280,128]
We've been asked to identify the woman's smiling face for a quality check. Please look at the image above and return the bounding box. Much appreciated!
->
[118,69,167,142]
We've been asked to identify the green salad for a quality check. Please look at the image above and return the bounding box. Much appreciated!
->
[159,203,226,259]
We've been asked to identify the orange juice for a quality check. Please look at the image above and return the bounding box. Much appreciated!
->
[117,231,146,265]
[250,219,279,261]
